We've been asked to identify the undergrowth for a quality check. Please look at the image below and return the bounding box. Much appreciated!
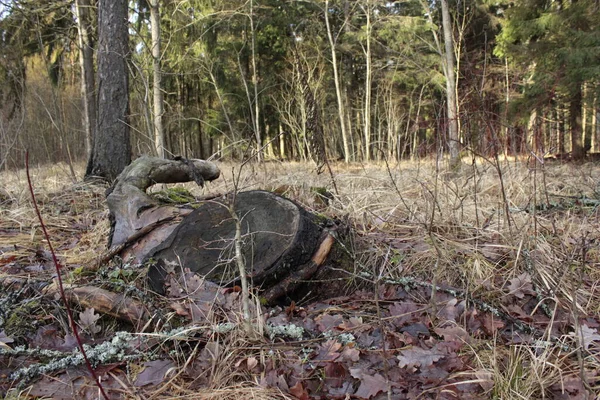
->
[0,157,598,399]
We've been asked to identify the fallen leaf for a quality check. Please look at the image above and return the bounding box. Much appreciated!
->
[0,330,14,345]
[434,325,470,343]
[397,346,445,369]
[354,373,388,399]
[277,374,289,392]
[29,367,124,399]
[78,308,101,334]
[289,381,309,400]
[315,314,344,332]
[315,339,342,364]
[507,273,534,299]
[436,298,465,322]
[388,302,421,327]
[339,316,363,330]
[340,346,360,362]
[399,323,430,338]
[475,370,494,391]
[134,359,174,387]
[481,313,505,335]
[324,362,347,388]
[577,324,600,350]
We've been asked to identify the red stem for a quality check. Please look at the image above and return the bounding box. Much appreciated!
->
[25,153,109,400]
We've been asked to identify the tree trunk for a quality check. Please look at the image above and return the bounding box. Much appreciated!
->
[75,0,96,167]
[441,0,460,167]
[593,92,599,153]
[106,156,221,261]
[325,0,350,163]
[571,84,584,160]
[149,0,165,159]
[362,1,372,162]
[250,0,262,162]
[87,0,131,181]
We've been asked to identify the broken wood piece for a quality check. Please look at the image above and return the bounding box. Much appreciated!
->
[44,283,148,325]
[92,215,181,270]
[262,229,336,303]
[106,156,220,261]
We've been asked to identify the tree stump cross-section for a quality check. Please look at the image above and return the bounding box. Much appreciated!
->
[145,190,323,294]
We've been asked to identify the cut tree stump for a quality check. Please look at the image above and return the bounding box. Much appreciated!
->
[103,156,330,301]
[146,190,323,294]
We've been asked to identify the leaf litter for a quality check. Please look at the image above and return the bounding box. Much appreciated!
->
[0,161,599,399]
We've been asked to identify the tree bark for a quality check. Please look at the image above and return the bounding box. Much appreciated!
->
[570,84,585,160]
[593,92,599,153]
[149,0,165,159]
[86,0,131,181]
[250,0,262,162]
[441,0,460,167]
[75,0,96,166]
[362,0,372,162]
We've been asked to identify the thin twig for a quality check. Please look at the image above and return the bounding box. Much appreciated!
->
[25,152,109,400]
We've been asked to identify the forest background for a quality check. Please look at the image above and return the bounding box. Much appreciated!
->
[0,0,599,171]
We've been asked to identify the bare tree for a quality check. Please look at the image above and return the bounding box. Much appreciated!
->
[420,0,460,167]
[440,0,460,167]
[249,0,262,162]
[360,0,373,161]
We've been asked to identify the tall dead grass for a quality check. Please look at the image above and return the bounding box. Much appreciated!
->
[1,156,599,398]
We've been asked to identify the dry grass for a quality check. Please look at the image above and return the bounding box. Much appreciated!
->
[1,156,599,398]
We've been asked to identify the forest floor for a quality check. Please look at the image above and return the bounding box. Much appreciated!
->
[0,157,599,399]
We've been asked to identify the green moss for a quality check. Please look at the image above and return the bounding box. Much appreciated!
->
[152,187,196,205]
[310,186,329,196]
[312,212,330,225]
[5,300,41,337]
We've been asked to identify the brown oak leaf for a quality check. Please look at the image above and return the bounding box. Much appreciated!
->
[507,272,535,299]
[315,314,344,332]
[577,324,600,350]
[315,339,342,364]
[289,381,309,400]
[78,307,101,334]
[353,372,388,399]
[397,346,445,369]
[134,359,174,387]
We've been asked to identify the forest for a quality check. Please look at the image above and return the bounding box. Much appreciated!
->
[0,0,600,399]
[0,0,598,169]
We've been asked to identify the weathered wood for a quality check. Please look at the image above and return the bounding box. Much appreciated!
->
[44,283,147,325]
[262,229,336,303]
[106,156,220,262]
[104,156,334,300]
[146,190,323,294]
